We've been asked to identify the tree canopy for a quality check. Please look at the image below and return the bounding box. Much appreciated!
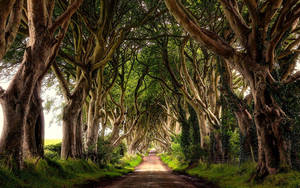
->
[0,0,299,182]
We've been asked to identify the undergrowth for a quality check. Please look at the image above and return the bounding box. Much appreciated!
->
[160,153,300,188]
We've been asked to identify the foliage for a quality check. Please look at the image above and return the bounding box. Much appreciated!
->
[270,80,300,170]
[0,0,299,184]
[170,135,186,160]
[118,154,143,171]
[229,129,240,161]
[160,153,188,172]
[177,102,205,163]
[44,142,62,159]
[88,137,127,168]
[220,107,238,162]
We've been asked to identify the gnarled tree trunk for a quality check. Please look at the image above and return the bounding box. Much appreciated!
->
[0,48,49,168]
[209,131,225,163]
[249,67,291,177]
[61,79,87,159]
[0,0,82,168]
[61,102,83,159]
[23,81,45,158]
[0,13,52,166]
[86,95,101,152]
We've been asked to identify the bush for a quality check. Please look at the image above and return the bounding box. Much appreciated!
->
[87,137,127,167]
[44,142,61,159]
[160,153,188,171]
[119,154,142,169]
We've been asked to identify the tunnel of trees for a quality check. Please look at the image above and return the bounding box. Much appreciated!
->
[0,0,300,186]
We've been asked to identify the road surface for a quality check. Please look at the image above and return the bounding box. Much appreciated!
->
[101,153,197,188]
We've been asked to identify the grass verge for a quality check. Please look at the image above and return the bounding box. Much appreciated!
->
[160,153,300,188]
[160,153,188,171]
[0,155,142,188]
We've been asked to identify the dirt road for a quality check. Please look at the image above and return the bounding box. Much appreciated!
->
[101,154,202,188]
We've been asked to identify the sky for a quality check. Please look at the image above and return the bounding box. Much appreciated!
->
[0,81,63,139]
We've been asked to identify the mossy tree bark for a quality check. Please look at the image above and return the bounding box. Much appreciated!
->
[219,60,256,161]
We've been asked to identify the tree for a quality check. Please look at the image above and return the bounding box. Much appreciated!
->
[0,0,82,168]
[77,0,163,153]
[164,0,300,177]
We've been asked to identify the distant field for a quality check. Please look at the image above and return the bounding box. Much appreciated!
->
[45,139,61,145]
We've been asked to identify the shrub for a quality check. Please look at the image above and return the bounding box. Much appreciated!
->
[88,137,127,167]
[44,142,61,159]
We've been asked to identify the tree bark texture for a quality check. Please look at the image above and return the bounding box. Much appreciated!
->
[0,37,51,169]
[0,0,82,168]
[23,81,45,158]
[197,111,207,149]
[61,79,87,159]
[86,95,101,153]
[250,68,291,176]
[209,131,225,163]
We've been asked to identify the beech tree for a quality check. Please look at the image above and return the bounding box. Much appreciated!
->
[0,0,82,168]
[77,0,163,153]
[52,58,88,159]
[164,0,300,177]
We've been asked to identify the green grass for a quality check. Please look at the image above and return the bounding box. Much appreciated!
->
[122,154,143,168]
[0,155,142,188]
[160,153,300,188]
[160,153,188,171]
[45,139,62,146]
